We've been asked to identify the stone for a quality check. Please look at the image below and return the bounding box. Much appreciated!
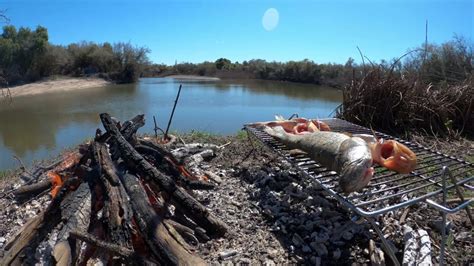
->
[266,248,278,259]
[313,232,330,243]
[219,250,238,260]
[235,258,252,266]
[302,245,312,253]
[429,219,453,234]
[310,256,321,266]
[310,242,328,257]
[263,259,276,266]
[342,230,354,241]
[333,248,341,260]
[292,233,304,247]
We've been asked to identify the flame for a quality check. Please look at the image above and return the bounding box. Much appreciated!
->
[48,172,63,198]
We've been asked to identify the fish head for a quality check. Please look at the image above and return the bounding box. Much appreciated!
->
[372,139,417,174]
[338,138,374,193]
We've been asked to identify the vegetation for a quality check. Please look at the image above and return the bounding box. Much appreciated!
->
[337,37,473,138]
[145,58,356,87]
[0,25,150,85]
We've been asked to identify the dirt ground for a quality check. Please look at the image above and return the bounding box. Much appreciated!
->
[0,132,472,265]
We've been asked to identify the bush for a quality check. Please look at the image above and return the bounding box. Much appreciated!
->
[337,68,473,137]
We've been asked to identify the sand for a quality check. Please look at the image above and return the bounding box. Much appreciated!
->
[7,77,111,97]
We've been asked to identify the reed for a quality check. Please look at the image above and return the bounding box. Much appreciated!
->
[337,68,473,138]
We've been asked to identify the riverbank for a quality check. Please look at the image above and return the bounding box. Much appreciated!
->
[0,131,472,264]
[8,77,111,97]
[165,74,221,81]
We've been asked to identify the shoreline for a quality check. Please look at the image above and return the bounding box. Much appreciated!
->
[165,74,220,81]
[8,77,112,97]
[0,132,472,264]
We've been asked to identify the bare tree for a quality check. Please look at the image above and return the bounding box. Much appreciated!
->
[0,9,11,104]
[0,9,9,24]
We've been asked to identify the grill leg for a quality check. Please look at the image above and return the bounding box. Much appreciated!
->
[367,218,400,266]
[439,167,449,266]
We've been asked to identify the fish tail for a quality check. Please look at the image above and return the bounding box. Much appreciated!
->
[263,126,289,140]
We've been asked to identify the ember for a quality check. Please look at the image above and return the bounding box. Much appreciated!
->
[1,113,227,265]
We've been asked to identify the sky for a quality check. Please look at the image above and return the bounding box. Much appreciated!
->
[1,0,472,65]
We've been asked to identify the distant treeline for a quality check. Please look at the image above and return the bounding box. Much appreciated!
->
[0,24,471,89]
[0,25,150,85]
[145,36,472,88]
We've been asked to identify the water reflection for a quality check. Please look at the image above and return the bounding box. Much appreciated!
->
[0,78,342,169]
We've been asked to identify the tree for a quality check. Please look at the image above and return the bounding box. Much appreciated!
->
[215,58,231,70]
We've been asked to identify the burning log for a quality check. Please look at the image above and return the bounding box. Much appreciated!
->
[120,172,205,265]
[100,113,228,237]
[135,142,215,190]
[53,182,92,266]
[2,177,80,265]
[1,113,229,265]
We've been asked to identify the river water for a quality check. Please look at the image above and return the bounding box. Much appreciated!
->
[0,78,342,170]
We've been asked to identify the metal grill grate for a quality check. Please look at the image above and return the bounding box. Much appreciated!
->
[244,118,474,217]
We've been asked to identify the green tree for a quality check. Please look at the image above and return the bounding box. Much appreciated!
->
[215,58,231,70]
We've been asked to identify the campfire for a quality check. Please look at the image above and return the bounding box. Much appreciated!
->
[1,113,227,265]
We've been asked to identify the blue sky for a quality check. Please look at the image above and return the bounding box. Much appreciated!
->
[2,0,472,65]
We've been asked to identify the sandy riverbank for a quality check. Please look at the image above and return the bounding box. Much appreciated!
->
[165,74,220,81]
[8,77,111,97]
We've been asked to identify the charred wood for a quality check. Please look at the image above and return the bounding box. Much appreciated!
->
[12,179,51,201]
[120,173,205,265]
[96,114,145,144]
[100,113,228,237]
[136,142,215,190]
[96,142,133,247]
[53,182,92,265]
[69,230,155,265]
[164,220,199,247]
[1,177,80,265]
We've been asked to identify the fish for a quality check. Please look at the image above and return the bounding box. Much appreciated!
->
[250,117,331,135]
[264,126,374,193]
[350,134,417,174]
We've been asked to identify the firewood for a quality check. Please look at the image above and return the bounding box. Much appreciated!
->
[12,179,51,201]
[100,113,227,237]
[369,239,386,266]
[1,177,80,265]
[95,114,145,143]
[69,230,155,265]
[120,173,205,265]
[164,219,199,247]
[402,225,432,266]
[137,141,215,189]
[53,182,92,265]
[95,142,133,246]
[12,150,85,202]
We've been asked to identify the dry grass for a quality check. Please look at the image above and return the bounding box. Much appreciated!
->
[337,68,473,138]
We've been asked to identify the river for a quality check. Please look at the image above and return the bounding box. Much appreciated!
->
[0,77,342,170]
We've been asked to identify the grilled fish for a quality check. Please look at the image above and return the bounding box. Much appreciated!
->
[264,126,374,193]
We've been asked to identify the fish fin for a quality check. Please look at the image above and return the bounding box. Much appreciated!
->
[352,133,378,144]
[342,132,353,137]
[275,114,285,121]
[368,125,380,142]
[263,126,287,139]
